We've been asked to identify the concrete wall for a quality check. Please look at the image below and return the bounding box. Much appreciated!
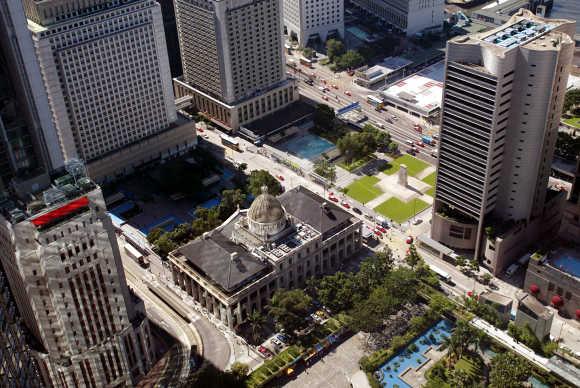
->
[431,212,478,250]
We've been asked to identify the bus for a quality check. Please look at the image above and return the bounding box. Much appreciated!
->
[300,57,313,68]
[429,264,452,283]
[220,134,240,151]
[366,95,384,110]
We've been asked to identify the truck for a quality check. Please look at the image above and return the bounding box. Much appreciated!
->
[422,135,436,146]
[505,263,519,278]
[429,265,452,283]
[124,243,148,268]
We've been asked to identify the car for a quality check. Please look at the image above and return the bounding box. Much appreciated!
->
[344,90,352,96]
[406,149,416,155]
[332,84,338,89]
[258,346,272,358]
[364,213,373,220]
[406,236,414,244]
[197,127,204,133]
[416,141,425,148]
[406,140,414,146]
[376,226,387,234]
[271,338,283,347]
[391,115,398,120]
[374,230,383,238]
[413,219,423,225]
[322,95,329,101]
[352,207,362,215]
[433,134,439,140]
[431,151,438,157]
[329,195,339,202]
[304,79,314,85]
[276,333,290,343]
[341,201,350,209]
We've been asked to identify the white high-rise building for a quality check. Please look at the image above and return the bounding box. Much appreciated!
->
[283,0,344,47]
[173,0,298,131]
[0,173,154,387]
[350,0,444,37]
[23,0,196,182]
[430,10,575,274]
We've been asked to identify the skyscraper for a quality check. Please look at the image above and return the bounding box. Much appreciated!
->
[173,0,298,131]
[431,9,575,274]
[0,168,154,386]
[283,0,344,47]
[0,0,64,189]
[23,0,196,182]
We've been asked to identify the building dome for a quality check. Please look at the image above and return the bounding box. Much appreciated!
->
[248,186,285,224]
[247,186,287,240]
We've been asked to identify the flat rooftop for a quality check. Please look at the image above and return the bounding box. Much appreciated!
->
[482,18,557,49]
[358,57,412,81]
[257,222,320,263]
[177,233,271,294]
[547,248,580,279]
[381,61,445,114]
[242,100,314,137]
[278,186,354,239]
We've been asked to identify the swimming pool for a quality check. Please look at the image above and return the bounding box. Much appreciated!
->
[549,250,580,278]
[281,133,335,160]
[376,320,454,388]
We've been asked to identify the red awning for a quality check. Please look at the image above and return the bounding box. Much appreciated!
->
[30,196,89,228]
[576,309,580,320]
[551,295,563,307]
[529,284,539,294]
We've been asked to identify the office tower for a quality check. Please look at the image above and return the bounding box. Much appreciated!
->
[0,0,64,190]
[431,10,575,275]
[0,168,154,386]
[283,0,344,47]
[23,0,196,182]
[173,0,299,131]
[350,0,444,37]
[0,260,45,388]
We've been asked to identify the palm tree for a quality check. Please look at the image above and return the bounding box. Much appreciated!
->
[247,310,266,343]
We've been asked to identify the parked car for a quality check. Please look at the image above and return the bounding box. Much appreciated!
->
[341,201,350,209]
[276,333,290,343]
[345,90,352,96]
[271,338,283,348]
[258,346,272,358]
[352,207,362,215]
[376,226,387,234]
[332,84,338,89]
[322,95,329,101]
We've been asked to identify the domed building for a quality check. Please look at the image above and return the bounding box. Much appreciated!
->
[247,186,288,242]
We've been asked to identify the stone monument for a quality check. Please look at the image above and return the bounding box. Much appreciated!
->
[398,164,408,187]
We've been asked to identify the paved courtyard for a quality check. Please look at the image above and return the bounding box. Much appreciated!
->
[285,333,368,388]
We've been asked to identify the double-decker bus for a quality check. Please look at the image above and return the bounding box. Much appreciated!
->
[220,134,240,151]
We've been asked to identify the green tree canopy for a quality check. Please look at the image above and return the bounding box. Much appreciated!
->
[357,248,396,292]
[314,103,336,129]
[555,132,580,161]
[147,227,164,244]
[326,39,345,62]
[302,47,315,59]
[563,88,580,113]
[219,189,246,220]
[247,310,266,343]
[489,353,530,388]
[269,289,312,334]
[336,50,364,70]
[313,159,337,184]
[230,362,249,380]
[405,243,422,269]
[247,170,283,197]
[315,271,359,312]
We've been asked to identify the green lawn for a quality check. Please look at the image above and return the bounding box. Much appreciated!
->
[563,116,580,129]
[374,197,430,223]
[344,176,383,203]
[425,187,436,197]
[455,354,483,380]
[382,155,430,177]
[421,171,437,186]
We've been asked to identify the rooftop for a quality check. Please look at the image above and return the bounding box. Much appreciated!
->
[177,233,271,294]
[381,61,445,114]
[480,291,513,307]
[278,186,354,239]
[241,100,314,138]
[518,293,553,320]
[356,57,412,82]
[257,222,319,262]
[482,18,557,49]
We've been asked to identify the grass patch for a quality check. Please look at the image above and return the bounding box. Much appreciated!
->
[344,176,383,203]
[425,187,436,197]
[421,171,437,186]
[247,345,304,387]
[381,155,429,177]
[455,354,482,379]
[374,197,429,223]
[338,156,372,172]
[563,116,580,128]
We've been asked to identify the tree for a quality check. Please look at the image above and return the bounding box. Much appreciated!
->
[455,255,467,268]
[313,103,336,129]
[449,368,471,388]
[238,163,248,172]
[219,189,246,220]
[348,286,396,333]
[191,207,222,237]
[405,243,422,269]
[469,259,480,274]
[302,47,315,59]
[489,353,530,388]
[447,319,479,364]
[269,289,312,333]
[362,124,391,150]
[562,88,580,113]
[388,142,398,154]
[315,272,359,312]
[247,170,282,197]
[555,132,580,160]
[326,39,345,62]
[428,293,454,316]
[482,273,493,285]
[336,50,364,70]
[147,227,164,244]
[155,233,177,258]
[336,131,376,163]
[247,310,266,343]
[313,159,337,185]
[230,362,249,380]
[357,248,395,292]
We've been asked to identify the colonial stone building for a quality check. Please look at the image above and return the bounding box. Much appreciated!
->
[168,186,362,328]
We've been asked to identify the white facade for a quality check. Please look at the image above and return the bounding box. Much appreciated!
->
[25,0,177,163]
[351,0,444,36]
[431,10,576,273]
[0,183,154,387]
[283,0,344,46]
